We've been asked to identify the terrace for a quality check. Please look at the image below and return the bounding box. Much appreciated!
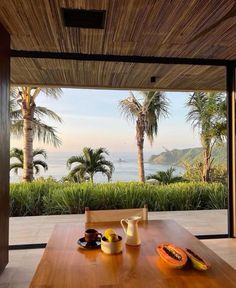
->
[1,1,236,287]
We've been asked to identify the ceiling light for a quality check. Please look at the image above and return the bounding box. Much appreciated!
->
[150,76,156,83]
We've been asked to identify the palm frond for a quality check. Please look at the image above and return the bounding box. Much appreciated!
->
[10,147,48,175]
[10,120,24,136]
[31,87,41,101]
[143,91,169,144]
[64,168,88,183]
[10,94,22,120]
[69,165,87,178]
[40,88,62,99]
[83,147,93,163]
[32,120,62,147]
[95,160,114,173]
[33,148,47,159]
[35,106,62,123]
[146,167,182,184]
[33,160,48,172]
[67,156,85,169]
[186,92,208,130]
[10,87,19,98]
[10,87,62,148]
[66,147,114,182]
[120,92,142,122]
[34,165,40,175]
[186,92,226,137]
[96,166,113,181]
[10,108,22,120]
[94,147,109,156]
[10,148,23,163]
[10,163,23,174]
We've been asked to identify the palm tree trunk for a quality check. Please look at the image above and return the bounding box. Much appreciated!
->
[90,173,94,183]
[202,140,212,182]
[137,141,145,182]
[136,115,145,182]
[22,101,35,182]
[203,148,211,182]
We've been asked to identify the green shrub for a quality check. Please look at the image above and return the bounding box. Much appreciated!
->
[9,180,227,216]
[43,183,95,215]
[183,161,227,184]
[10,181,49,216]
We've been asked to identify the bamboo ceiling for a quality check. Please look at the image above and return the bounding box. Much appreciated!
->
[1,0,235,90]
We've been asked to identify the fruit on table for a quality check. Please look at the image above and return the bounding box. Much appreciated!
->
[185,248,210,271]
[156,243,188,269]
[104,228,119,242]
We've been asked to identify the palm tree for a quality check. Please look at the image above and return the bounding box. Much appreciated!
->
[186,92,226,182]
[62,171,90,183]
[146,167,183,185]
[120,91,169,182]
[10,148,48,177]
[66,147,114,183]
[10,87,62,182]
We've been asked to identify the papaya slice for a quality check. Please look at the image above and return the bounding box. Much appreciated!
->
[156,243,188,269]
[185,248,210,271]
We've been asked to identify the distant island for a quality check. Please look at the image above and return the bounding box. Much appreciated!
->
[118,158,126,163]
[149,144,226,167]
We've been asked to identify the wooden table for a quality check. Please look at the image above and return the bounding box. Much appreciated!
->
[30,220,236,287]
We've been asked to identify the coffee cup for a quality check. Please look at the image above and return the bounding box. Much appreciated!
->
[84,229,102,243]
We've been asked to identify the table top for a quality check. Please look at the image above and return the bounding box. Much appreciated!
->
[30,220,236,288]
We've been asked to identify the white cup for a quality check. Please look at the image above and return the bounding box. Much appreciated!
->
[101,236,122,254]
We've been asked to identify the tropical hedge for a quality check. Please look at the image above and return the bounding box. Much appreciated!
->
[9,180,227,217]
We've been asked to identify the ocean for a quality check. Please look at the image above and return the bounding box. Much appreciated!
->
[10,152,185,183]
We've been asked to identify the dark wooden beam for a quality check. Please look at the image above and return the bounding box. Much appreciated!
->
[9,243,47,250]
[0,23,10,272]
[196,234,228,240]
[226,65,236,238]
[10,49,235,66]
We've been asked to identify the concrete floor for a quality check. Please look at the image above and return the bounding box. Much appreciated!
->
[0,249,44,288]
[9,210,228,245]
[0,210,235,288]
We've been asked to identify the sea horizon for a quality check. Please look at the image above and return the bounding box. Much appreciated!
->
[10,151,185,183]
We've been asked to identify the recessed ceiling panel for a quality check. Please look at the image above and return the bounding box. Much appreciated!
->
[62,8,106,29]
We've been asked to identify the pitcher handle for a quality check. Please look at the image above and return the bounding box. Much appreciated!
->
[120,219,128,234]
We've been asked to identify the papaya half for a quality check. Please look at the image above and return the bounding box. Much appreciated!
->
[156,243,188,269]
[185,248,210,271]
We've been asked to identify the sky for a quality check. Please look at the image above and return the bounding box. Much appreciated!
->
[10,88,201,158]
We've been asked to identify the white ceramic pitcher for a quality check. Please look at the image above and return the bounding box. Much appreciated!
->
[120,216,141,246]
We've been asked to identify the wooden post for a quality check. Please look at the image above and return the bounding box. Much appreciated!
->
[226,65,236,238]
[0,22,10,272]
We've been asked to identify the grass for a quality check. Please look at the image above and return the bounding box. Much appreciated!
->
[10,180,227,216]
